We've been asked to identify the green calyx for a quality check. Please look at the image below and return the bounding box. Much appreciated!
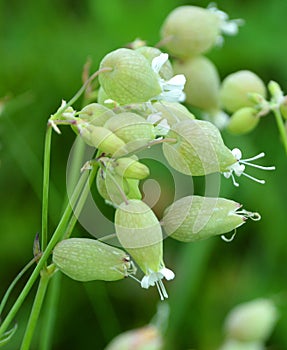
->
[162,195,244,242]
[78,103,115,126]
[173,56,220,111]
[52,238,135,282]
[160,6,220,59]
[99,48,162,105]
[162,119,236,176]
[114,157,150,180]
[227,107,260,135]
[219,70,267,113]
[115,200,163,274]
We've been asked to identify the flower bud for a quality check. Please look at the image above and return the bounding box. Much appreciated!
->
[104,112,155,144]
[114,157,150,180]
[52,238,135,282]
[97,86,115,108]
[79,103,114,126]
[149,101,195,126]
[162,195,245,242]
[160,6,220,58]
[224,298,278,343]
[136,46,173,80]
[173,56,220,111]
[219,70,267,113]
[99,48,162,105]
[78,123,126,156]
[162,120,236,176]
[105,325,162,350]
[227,107,260,135]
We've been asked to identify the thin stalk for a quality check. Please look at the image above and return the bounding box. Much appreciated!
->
[39,272,62,350]
[41,126,53,251]
[64,164,98,239]
[0,259,35,316]
[273,108,287,155]
[20,271,51,350]
[0,170,89,337]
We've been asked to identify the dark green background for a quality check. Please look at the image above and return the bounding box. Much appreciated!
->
[1,0,287,349]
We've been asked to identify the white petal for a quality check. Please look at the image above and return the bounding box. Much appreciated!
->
[164,74,186,90]
[140,275,150,289]
[231,148,242,160]
[152,53,169,74]
[146,112,162,124]
[160,267,175,281]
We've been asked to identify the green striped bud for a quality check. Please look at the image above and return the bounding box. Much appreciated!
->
[162,196,245,242]
[77,123,126,156]
[227,107,260,135]
[160,6,220,58]
[79,103,114,126]
[52,238,136,282]
[114,157,150,180]
[224,299,278,343]
[136,46,173,80]
[162,119,236,176]
[219,70,267,113]
[99,48,162,105]
[173,56,220,112]
[104,112,155,144]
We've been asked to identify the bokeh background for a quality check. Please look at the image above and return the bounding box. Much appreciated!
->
[1,0,287,349]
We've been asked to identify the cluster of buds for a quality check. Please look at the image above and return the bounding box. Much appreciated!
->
[50,3,275,301]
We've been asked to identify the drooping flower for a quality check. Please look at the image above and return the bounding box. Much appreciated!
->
[151,53,186,103]
[223,148,275,187]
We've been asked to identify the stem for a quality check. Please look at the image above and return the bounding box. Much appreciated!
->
[273,107,287,155]
[0,259,35,316]
[39,272,62,350]
[64,165,98,239]
[0,170,89,337]
[20,271,51,350]
[41,126,53,251]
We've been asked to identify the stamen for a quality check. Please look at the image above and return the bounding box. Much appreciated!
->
[221,231,237,242]
[158,279,169,299]
[241,171,266,184]
[241,152,265,162]
[155,281,164,301]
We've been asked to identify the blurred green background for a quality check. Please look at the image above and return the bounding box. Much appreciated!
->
[1,0,287,349]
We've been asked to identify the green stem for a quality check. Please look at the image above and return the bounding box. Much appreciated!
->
[64,164,98,239]
[39,272,62,350]
[0,170,89,337]
[41,126,53,251]
[273,107,287,155]
[20,271,51,350]
[0,259,35,316]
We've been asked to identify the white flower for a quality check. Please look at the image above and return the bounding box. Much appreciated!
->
[146,112,170,136]
[151,53,186,103]
[207,3,244,45]
[141,266,175,300]
[223,148,275,187]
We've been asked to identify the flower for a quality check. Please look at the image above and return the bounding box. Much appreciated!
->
[141,266,175,300]
[151,53,186,103]
[223,148,275,187]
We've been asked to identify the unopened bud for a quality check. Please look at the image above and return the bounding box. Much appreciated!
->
[227,107,260,135]
[219,70,267,113]
[224,298,278,343]
[114,157,150,180]
[78,123,126,156]
[104,112,155,144]
[99,48,162,105]
[52,238,135,282]
[79,103,114,126]
[105,325,162,350]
